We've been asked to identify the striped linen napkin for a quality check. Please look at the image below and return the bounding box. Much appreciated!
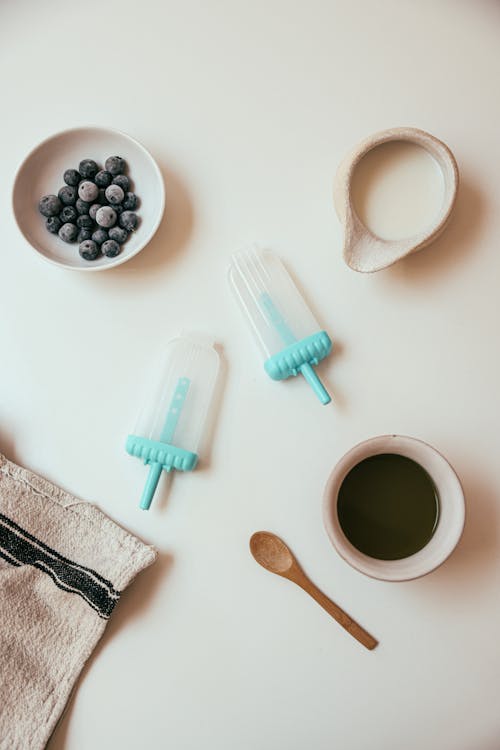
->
[0,452,156,749]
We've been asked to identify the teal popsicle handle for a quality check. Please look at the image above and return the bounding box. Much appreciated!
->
[140,462,164,510]
[140,377,191,510]
[299,363,331,405]
[260,292,331,405]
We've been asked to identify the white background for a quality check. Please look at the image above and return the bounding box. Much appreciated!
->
[1,2,500,748]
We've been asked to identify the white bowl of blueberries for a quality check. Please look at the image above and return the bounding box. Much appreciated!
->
[12,127,165,271]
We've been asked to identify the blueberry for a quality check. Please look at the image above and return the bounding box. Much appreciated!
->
[77,227,92,243]
[122,192,138,210]
[46,216,62,234]
[95,206,117,228]
[92,228,108,245]
[89,203,101,220]
[112,174,129,192]
[60,205,78,223]
[102,239,121,258]
[78,181,99,202]
[79,240,100,261]
[63,169,81,187]
[94,170,112,188]
[39,194,62,217]
[119,211,138,231]
[105,156,125,175]
[77,214,93,229]
[58,186,77,206]
[98,188,107,204]
[105,184,124,205]
[75,198,91,215]
[78,159,99,179]
[108,226,128,243]
[113,204,124,216]
[58,223,78,243]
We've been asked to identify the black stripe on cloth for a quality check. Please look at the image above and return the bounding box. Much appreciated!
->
[0,511,119,595]
[0,515,121,618]
[0,547,21,567]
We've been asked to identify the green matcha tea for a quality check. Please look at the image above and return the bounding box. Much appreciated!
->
[337,453,439,560]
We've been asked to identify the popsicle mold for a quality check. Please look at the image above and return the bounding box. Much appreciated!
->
[126,334,219,510]
[228,247,332,404]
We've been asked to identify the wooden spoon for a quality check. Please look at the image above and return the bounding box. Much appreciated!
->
[250,531,378,650]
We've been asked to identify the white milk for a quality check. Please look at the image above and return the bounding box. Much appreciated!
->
[351,141,445,240]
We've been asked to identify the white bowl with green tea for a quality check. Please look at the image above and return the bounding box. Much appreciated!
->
[323,435,465,581]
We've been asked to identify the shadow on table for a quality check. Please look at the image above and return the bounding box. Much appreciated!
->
[0,431,17,463]
[381,177,486,284]
[47,551,173,749]
[411,465,498,596]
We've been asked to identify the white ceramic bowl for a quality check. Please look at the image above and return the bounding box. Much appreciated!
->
[323,435,465,581]
[12,126,165,271]
[333,127,459,273]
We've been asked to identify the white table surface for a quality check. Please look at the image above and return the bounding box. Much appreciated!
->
[2,2,500,748]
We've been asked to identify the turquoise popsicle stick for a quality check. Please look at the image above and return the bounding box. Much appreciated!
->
[260,292,296,346]
[160,377,190,443]
[259,292,330,404]
[140,377,191,510]
[300,363,331,405]
[140,462,163,510]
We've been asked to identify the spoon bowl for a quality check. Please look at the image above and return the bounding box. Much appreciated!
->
[250,531,294,575]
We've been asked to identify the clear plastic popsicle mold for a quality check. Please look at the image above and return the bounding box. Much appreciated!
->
[228,247,332,404]
[126,334,220,510]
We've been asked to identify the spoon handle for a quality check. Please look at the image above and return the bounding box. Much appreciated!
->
[296,575,378,650]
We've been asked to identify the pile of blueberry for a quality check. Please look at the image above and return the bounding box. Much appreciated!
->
[38,156,139,261]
